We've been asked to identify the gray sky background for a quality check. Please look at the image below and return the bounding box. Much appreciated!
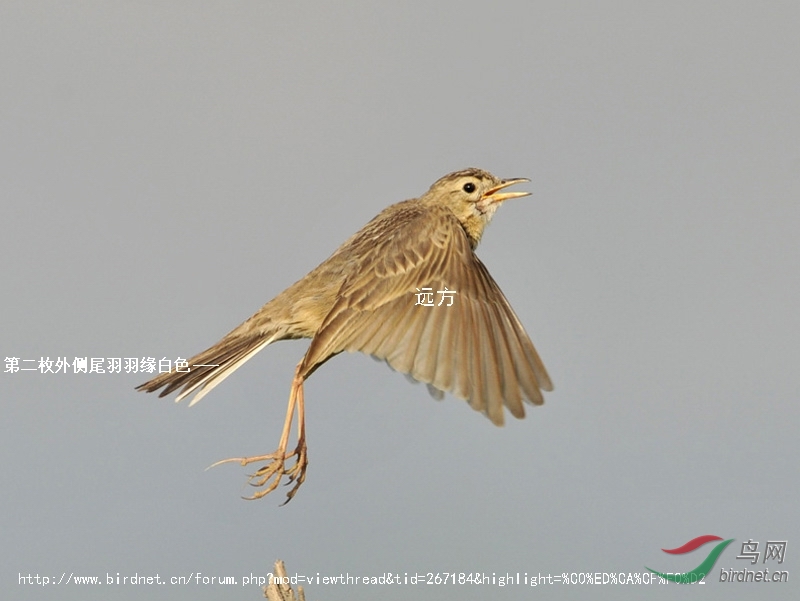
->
[2,2,798,600]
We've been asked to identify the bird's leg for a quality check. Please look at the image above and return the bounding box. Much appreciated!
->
[281,372,308,504]
[207,363,308,503]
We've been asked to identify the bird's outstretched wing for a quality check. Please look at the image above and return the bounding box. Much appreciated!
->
[302,201,552,425]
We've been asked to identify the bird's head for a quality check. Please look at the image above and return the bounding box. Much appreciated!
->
[422,168,530,246]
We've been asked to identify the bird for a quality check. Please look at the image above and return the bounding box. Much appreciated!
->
[137,167,553,503]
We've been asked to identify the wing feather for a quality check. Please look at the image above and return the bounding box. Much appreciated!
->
[301,202,551,424]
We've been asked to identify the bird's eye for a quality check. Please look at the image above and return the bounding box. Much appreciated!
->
[462,182,476,193]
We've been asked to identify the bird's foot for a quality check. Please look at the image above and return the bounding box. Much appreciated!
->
[281,438,308,505]
[207,442,308,504]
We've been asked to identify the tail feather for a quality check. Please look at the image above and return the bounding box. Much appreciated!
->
[136,333,276,406]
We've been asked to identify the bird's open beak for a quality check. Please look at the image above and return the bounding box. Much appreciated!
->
[481,178,531,204]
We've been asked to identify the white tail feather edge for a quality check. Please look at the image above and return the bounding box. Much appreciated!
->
[175,335,276,407]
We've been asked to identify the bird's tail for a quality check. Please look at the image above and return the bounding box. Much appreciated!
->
[136,330,277,406]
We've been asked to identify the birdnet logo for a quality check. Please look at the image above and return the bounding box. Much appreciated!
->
[646,535,733,584]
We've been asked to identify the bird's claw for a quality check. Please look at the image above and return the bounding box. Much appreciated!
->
[281,440,308,505]
[207,443,308,504]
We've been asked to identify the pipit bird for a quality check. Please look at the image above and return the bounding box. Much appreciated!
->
[138,168,552,503]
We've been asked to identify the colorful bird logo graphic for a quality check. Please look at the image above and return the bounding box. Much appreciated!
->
[646,535,734,584]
